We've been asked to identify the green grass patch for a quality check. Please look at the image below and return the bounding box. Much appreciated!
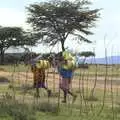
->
[0,92,120,120]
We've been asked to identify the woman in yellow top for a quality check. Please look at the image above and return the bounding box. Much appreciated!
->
[31,59,51,97]
[55,51,77,103]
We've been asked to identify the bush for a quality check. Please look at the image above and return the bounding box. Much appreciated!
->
[34,102,59,114]
[0,95,36,120]
[0,92,59,120]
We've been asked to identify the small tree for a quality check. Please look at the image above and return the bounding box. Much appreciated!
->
[27,0,100,51]
[79,51,95,57]
[79,51,98,100]
[78,51,95,64]
[0,27,36,64]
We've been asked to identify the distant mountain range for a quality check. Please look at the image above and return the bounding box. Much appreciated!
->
[84,56,120,64]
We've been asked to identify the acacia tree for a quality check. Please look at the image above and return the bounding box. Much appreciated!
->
[79,51,95,61]
[79,51,95,57]
[0,27,36,64]
[27,0,100,51]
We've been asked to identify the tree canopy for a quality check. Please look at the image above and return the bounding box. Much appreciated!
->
[79,51,95,57]
[0,27,36,64]
[27,0,100,51]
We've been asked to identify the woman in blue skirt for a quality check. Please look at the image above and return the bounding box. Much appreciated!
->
[56,51,77,103]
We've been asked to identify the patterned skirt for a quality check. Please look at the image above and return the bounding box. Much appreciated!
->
[33,68,46,88]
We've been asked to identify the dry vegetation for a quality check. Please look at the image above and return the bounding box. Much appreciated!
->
[0,64,120,120]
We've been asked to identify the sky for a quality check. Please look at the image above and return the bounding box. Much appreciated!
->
[0,0,120,58]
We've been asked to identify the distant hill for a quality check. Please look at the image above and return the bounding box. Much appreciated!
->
[84,56,120,64]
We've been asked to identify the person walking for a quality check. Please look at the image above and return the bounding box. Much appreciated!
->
[31,57,52,98]
[55,51,77,103]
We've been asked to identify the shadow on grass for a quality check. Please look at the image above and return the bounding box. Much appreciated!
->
[0,77,10,83]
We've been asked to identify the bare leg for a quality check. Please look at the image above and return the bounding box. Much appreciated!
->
[36,87,40,97]
[62,90,67,103]
[62,90,77,103]
[68,78,77,103]
[43,86,51,97]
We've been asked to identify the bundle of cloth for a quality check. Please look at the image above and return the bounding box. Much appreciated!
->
[54,51,79,103]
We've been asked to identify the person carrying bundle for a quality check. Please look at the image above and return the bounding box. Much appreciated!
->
[31,57,52,98]
[55,51,78,103]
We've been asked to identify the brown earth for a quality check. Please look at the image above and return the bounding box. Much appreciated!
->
[0,71,120,91]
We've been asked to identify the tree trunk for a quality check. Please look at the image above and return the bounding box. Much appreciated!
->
[0,49,5,65]
[61,40,65,51]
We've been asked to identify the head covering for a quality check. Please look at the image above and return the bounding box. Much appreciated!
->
[62,51,76,70]
[30,54,51,69]
[62,51,74,60]
[36,60,50,69]
[62,60,76,70]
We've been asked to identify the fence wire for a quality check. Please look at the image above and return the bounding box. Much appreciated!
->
[0,54,120,120]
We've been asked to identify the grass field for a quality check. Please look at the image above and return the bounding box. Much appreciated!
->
[0,64,120,120]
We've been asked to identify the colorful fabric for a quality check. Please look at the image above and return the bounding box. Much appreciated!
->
[33,81,45,88]
[31,66,45,88]
[59,68,73,79]
[36,60,50,69]
[62,60,76,70]
[61,51,76,70]
[62,51,73,60]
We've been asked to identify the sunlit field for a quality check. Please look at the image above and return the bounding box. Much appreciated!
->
[0,64,120,120]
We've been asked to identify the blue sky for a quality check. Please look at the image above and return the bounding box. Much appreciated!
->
[0,0,120,58]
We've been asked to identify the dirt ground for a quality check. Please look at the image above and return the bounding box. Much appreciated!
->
[0,71,120,91]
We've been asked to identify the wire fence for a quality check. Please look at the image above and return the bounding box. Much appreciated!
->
[0,58,120,120]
